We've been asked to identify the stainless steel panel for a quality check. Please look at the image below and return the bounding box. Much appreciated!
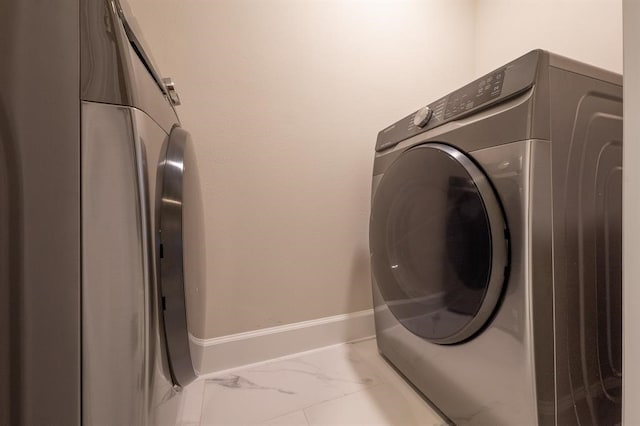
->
[0,0,81,424]
[528,141,555,426]
[81,0,179,133]
[549,52,622,86]
[157,127,203,387]
[372,87,536,176]
[374,140,539,425]
[549,67,623,426]
[82,102,181,426]
[82,102,149,425]
[131,108,184,426]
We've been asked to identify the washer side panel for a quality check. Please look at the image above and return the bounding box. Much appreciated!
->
[0,0,81,424]
[549,67,623,426]
[81,102,148,425]
[528,140,555,425]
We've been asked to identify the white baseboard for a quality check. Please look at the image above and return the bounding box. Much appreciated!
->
[189,309,375,374]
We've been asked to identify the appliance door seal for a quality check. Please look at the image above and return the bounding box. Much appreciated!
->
[369,143,509,344]
[156,126,205,387]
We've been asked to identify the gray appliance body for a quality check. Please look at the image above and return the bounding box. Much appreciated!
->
[370,50,622,425]
[0,0,203,424]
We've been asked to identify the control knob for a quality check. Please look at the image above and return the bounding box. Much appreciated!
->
[413,106,433,128]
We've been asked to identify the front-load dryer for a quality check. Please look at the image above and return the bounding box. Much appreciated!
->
[81,1,205,424]
[370,50,622,425]
[0,0,203,424]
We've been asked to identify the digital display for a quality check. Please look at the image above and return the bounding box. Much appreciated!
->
[444,68,505,120]
[375,47,542,153]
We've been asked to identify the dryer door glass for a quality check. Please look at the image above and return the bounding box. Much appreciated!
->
[156,126,205,387]
[370,143,509,344]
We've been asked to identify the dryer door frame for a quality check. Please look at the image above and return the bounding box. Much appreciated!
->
[370,143,510,344]
[156,126,205,387]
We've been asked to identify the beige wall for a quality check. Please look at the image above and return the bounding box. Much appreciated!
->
[474,0,622,76]
[127,0,477,338]
[128,0,622,340]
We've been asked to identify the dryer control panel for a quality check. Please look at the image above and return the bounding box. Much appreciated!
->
[375,50,540,152]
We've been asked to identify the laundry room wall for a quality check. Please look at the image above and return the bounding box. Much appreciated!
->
[473,0,622,76]
[126,0,477,364]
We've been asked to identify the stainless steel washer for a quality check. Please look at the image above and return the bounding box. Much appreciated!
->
[0,1,204,424]
[370,50,622,425]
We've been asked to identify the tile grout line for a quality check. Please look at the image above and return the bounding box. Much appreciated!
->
[260,408,308,425]
[197,379,206,426]
[299,383,390,424]
[302,408,311,425]
[259,380,390,424]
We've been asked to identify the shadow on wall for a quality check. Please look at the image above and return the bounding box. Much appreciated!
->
[346,245,374,338]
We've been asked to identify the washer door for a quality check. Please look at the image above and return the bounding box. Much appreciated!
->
[156,126,205,387]
[370,143,509,344]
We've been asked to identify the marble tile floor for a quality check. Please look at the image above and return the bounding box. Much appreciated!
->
[176,338,446,425]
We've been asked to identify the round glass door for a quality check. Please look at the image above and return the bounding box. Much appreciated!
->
[370,143,509,344]
[156,126,205,387]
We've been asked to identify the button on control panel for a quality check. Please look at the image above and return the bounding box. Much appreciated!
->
[375,49,540,152]
[444,68,505,120]
[413,106,433,128]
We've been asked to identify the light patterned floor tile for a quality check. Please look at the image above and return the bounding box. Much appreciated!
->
[191,338,444,425]
[199,343,381,425]
[264,410,309,425]
[348,338,428,398]
[303,383,445,426]
[177,378,205,424]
